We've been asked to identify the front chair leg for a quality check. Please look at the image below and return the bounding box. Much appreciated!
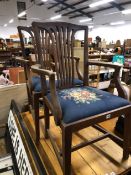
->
[33,93,40,144]
[62,126,72,175]
[123,111,131,159]
[44,104,50,139]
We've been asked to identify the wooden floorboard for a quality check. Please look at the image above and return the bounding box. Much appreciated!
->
[0,138,7,156]
[22,112,131,175]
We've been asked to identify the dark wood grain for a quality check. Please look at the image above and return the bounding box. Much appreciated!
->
[31,22,131,175]
[17,26,44,143]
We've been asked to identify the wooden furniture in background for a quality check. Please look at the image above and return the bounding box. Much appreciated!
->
[123,66,131,84]
[88,55,101,87]
[8,67,25,84]
[8,47,22,56]
[0,51,12,68]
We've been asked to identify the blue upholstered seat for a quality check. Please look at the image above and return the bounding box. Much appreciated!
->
[32,76,83,92]
[32,76,41,92]
[47,87,130,124]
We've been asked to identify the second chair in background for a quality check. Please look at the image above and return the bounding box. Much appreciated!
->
[17,26,43,143]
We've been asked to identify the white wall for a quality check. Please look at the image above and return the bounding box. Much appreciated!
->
[90,24,131,44]
[0,27,17,39]
[75,24,131,44]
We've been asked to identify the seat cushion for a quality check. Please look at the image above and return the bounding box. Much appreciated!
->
[32,76,41,92]
[48,87,130,124]
[32,76,83,92]
[73,78,83,86]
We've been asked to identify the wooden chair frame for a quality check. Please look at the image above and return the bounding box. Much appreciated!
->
[17,26,43,143]
[31,22,131,175]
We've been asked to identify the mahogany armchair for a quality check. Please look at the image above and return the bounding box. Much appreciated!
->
[17,25,83,144]
[17,26,43,143]
[31,22,131,175]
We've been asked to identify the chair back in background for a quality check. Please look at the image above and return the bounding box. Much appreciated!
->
[17,26,38,64]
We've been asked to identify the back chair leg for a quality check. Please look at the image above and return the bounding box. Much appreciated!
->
[123,112,131,159]
[44,104,50,139]
[62,126,72,175]
[33,93,40,143]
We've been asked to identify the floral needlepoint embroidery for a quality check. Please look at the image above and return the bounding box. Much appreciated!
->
[59,88,101,104]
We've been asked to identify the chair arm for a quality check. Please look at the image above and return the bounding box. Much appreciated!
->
[69,57,83,80]
[15,56,29,64]
[88,61,122,69]
[88,61,127,99]
[31,65,62,123]
[31,64,54,77]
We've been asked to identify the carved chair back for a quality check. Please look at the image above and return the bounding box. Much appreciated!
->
[18,26,48,142]
[17,26,38,63]
[17,26,39,106]
[32,22,89,91]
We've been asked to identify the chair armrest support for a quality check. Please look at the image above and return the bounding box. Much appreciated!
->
[88,61,122,69]
[15,56,29,64]
[31,65,62,123]
[88,61,127,99]
[31,64,54,77]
